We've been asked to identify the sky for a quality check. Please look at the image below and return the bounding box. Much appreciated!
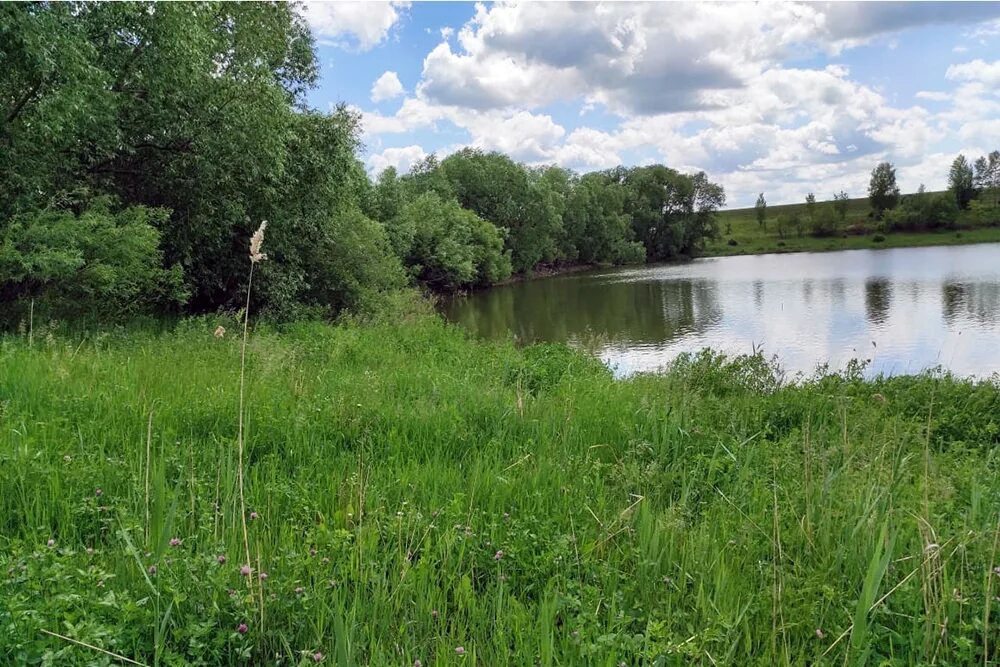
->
[301,1,1000,208]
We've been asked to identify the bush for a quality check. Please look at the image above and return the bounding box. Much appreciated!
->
[727,238,738,246]
[0,202,187,321]
[810,206,839,237]
[872,234,885,243]
[884,192,959,231]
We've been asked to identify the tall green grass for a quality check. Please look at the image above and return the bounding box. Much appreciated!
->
[1,315,999,665]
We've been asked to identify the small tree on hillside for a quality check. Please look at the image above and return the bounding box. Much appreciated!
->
[948,154,975,210]
[755,193,767,230]
[833,191,850,222]
[869,162,900,218]
[974,151,1000,206]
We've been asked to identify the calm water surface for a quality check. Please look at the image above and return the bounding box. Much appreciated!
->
[442,243,1000,377]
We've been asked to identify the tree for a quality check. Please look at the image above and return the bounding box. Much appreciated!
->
[868,163,900,218]
[948,154,975,210]
[833,191,850,221]
[755,193,767,230]
[394,192,511,290]
[608,165,725,261]
[974,150,1000,206]
[439,149,561,274]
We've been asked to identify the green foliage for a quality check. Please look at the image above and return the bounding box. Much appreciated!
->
[810,205,840,237]
[833,190,850,221]
[755,192,766,229]
[395,192,511,290]
[949,154,976,210]
[882,192,959,232]
[606,165,725,261]
[868,162,900,218]
[973,150,1000,207]
[0,202,186,320]
[439,149,560,273]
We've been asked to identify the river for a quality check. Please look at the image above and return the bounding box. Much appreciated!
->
[442,243,1000,377]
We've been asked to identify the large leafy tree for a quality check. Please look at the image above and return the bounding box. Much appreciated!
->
[604,165,724,261]
[1,2,405,316]
[440,149,563,273]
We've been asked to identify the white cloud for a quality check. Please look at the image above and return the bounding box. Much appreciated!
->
[440,26,454,39]
[414,2,1000,116]
[303,1,409,51]
[916,91,951,102]
[370,71,404,103]
[947,59,1000,87]
[368,145,427,174]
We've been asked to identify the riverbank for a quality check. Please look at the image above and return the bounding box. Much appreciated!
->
[703,224,1000,257]
[3,315,1000,665]
[706,195,1000,257]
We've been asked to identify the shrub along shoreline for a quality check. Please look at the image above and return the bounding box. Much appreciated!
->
[2,314,1000,665]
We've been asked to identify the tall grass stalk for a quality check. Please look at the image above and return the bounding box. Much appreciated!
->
[238,221,267,595]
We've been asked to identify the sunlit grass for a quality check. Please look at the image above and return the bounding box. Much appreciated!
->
[1,316,999,665]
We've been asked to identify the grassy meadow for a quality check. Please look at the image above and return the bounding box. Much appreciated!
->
[707,194,1000,257]
[3,313,1000,665]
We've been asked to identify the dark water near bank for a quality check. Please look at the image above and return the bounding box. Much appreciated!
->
[442,243,1000,377]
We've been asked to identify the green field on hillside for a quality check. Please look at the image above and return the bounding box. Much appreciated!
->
[3,315,1000,665]
[707,193,1000,256]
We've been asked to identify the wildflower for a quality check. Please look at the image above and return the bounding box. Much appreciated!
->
[241,564,252,576]
[250,511,259,521]
[414,660,422,667]
[494,550,504,561]
[237,623,248,634]
[309,548,317,557]
[993,565,1000,576]
[455,647,465,656]
[815,628,825,639]
[95,488,103,497]
[217,555,226,565]
[214,325,226,338]
[249,221,268,263]
[295,586,305,595]
[86,547,94,555]
[312,652,324,662]
[148,565,157,576]
[169,537,181,547]
[47,539,55,548]
[259,571,268,581]
[503,512,510,520]
[432,609,439,619]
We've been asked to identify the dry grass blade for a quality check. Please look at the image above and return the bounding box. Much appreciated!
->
[39,628,148,667]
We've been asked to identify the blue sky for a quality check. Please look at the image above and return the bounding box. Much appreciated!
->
[301,1,1000,207]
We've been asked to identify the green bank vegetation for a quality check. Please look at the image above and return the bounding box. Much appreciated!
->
[3,315,1000,665]
[710,155,1000,257]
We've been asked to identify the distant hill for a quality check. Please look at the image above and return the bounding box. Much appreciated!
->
[717,191,946,225]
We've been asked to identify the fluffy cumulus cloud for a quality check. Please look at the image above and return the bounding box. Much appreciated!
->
[946,59,1000,87]
[371,71,405,103]
[368,144,428,173]
[304,1,409,51]
[344,2,1000,205]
